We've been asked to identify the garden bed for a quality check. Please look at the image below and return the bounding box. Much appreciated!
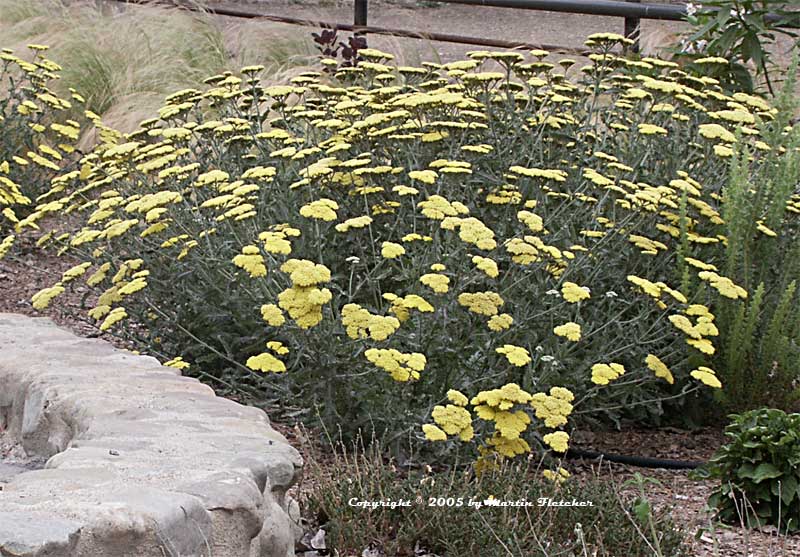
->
[2,17,799,553]
[4,249,799,556]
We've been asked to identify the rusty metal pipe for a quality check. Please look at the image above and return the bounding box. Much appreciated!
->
[112,0,592,54]
[433,0,686,21]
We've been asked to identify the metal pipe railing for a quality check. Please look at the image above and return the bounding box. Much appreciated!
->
[354,0,368,34]
[432,0,687,20]
[118,0,590,53]
[115,0,798,57]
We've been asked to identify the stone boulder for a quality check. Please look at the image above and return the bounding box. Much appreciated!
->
[0,313,302,557]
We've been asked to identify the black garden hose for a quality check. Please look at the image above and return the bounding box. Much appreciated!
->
[566,447,703,469]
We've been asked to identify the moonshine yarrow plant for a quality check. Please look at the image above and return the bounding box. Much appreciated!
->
[21,32,798,466]
[0,45,88,250]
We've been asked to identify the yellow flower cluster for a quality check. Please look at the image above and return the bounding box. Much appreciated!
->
[31,284,65,310]
[487,313,513,331]
[419,273,450,293]
[300,198,338,221]
[471,255,499,278]
[277,259,332,329]
[543,467,571,483]
[341,303,401,341]
[0,234,15,259]
[542,431,570,453]
[530,387,574,428]
[591,362,626,385]
[562,282,591,303]
[690,366,722,388]
[472,383,533,457]
[698,271,748,300]
[335,215,373,233]
[365,348,426,381]
[553,322,581,342]
[418,194,469,220]
[495,344,531,367]
[668,303,719,355]
[232,245,267,278]
[426,393,474,441]
[260,303,286,326]
[517,210,544,233]
[442,216,496,250]
[163,356,190,370]
[626,275,687,307]
[381,241,405,259]
[99,307,127,331]
[259,230,294,255]
[457,291,504,316]
[246,347,287,373]
[645,354,674,384]
[383,293,435,321]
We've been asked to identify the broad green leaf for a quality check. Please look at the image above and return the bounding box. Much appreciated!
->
[752,462,783,483]
[779,475,798,506]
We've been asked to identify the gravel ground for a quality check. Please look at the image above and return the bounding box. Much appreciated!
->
[0,429,47,486]
[570,428,800,556]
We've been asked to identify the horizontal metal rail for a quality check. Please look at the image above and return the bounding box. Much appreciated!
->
[116,0,591,54]
[114,0,798,57]
[432,0,795,25]
[433,0,687,21]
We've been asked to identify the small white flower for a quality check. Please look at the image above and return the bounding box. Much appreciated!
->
[730,7,746,19]
[345,256,360,264]
[686,2,697,16]
[605,291,618,298]
[535,345,544,352]
[546,289,560,296]
[540,355,555,362]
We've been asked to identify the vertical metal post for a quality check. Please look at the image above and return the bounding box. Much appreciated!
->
[354,0,368,33]
[624,0,641,53]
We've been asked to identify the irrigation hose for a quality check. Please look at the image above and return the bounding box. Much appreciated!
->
[566,447,703,469]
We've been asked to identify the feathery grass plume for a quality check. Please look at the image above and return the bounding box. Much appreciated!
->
[0,0,318,132]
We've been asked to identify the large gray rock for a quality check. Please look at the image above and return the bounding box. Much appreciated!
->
[0,512,82,557]
[0,313,302,557]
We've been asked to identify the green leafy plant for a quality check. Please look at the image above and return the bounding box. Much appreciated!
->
[625,473,669,557]
[678,0,800,93]
[691,408,800,533]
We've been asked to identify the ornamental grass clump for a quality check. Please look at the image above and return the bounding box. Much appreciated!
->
[0,0,319,132]
[22,33,799,466]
